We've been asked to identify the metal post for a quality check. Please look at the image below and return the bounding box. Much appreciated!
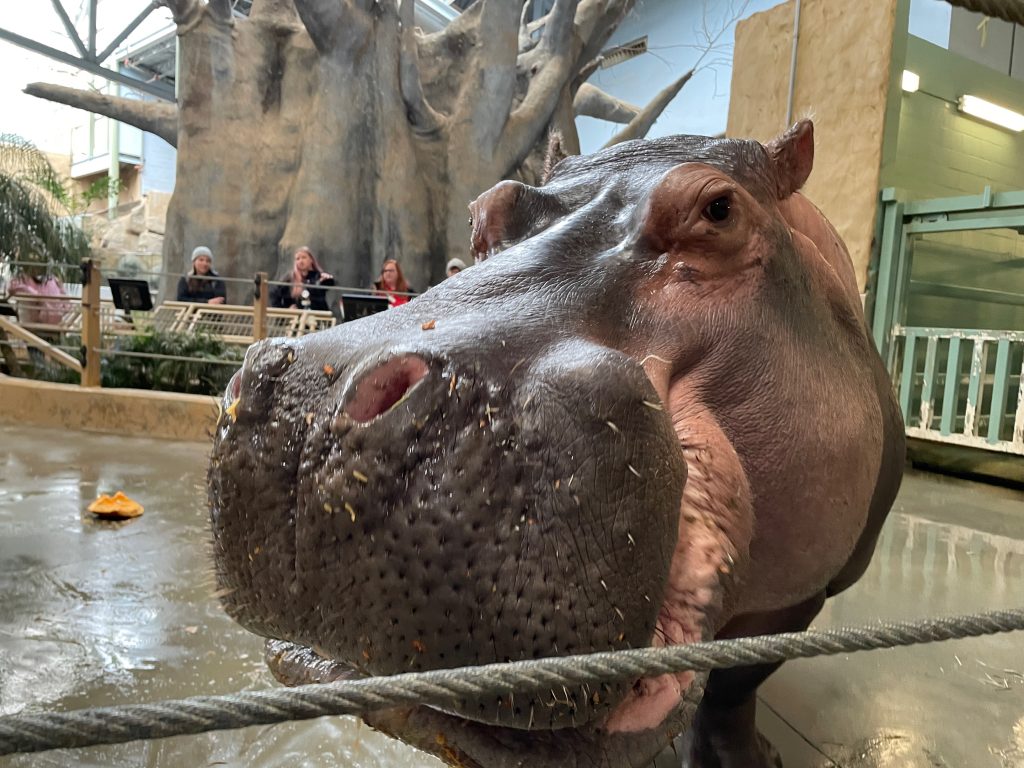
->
[253,272,268,341]
[107,81,120,219]
[80,260,102,387]
[871,192,904,361]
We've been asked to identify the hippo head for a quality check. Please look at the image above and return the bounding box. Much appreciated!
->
[209,121,848,766]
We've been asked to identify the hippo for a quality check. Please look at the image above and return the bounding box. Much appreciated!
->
[208,119,905,768]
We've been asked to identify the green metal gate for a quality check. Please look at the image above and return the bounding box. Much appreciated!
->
[870,187,1024,455]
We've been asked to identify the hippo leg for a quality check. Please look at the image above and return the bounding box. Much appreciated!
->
[681,593,826,768]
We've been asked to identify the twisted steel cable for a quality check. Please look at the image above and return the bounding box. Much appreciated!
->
[1,608,1022,756]
[945,0,1024,25]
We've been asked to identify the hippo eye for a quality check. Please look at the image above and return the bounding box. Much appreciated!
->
[702,196,731,223]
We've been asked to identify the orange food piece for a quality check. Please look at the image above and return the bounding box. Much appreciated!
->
[87,491,144,519]
[421,320,436,331]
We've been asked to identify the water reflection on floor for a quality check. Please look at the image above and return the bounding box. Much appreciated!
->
[0,424,1021,767]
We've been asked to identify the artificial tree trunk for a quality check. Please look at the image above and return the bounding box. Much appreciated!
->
[26,0,690,295]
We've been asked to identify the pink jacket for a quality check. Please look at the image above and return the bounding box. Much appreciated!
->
[8,275,69,326]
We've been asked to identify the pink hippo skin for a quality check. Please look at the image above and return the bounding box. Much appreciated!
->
[209,120,905,768]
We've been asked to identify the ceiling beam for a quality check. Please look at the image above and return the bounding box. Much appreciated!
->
[0,26,175,101]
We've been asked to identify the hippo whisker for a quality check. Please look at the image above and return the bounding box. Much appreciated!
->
[637,353,668,368]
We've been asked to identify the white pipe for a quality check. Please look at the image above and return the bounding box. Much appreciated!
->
[108,79,120,219]
[785,0,802,127]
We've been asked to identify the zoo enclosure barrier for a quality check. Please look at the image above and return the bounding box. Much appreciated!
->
[0,260,415,388]
[870,187,1024,456]
[0,606,1021,756]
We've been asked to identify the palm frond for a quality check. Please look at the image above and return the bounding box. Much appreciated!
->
[0,135,91,278]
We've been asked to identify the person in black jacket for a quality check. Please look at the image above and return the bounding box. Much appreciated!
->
[271,246,335,311]
[176,246,227,304]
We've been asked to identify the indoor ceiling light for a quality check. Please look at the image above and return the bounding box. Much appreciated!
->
[901,70,919,92]
[958,95,1024,132]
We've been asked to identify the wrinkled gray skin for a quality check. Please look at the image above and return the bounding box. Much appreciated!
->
[208,120,905,768]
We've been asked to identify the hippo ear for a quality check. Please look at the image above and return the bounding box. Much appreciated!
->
[765,119,814,199]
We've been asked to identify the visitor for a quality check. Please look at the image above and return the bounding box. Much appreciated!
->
[176,246,227,304]
[446,258,467,278]
[7,266,68,326]
[373,259,414,308]
[271,246,335,311]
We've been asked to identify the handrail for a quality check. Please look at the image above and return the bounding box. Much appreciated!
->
[0,317,83,374]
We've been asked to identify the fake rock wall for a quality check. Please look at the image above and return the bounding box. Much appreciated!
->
[728,0,899,291]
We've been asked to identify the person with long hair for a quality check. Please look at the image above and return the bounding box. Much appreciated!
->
[271,246,335,311]
[373,259,415,308]
[8,264,69,325]
[176,246,227,304]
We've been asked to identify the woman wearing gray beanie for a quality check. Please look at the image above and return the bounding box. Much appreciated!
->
[177,246,227,304]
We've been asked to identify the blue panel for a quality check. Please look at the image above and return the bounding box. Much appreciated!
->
[908,0,950,48]
[576,0,786,154]
[141,131,176,195]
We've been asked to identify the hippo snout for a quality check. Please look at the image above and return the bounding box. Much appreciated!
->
[209,333,686,730]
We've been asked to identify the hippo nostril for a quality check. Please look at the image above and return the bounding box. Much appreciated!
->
[345,355,430,423]
[228,370,242,400]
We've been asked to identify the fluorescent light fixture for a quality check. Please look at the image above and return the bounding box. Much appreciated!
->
[958,95,1024,132]
[901,70,919,92]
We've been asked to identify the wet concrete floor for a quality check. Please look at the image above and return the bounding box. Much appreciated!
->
[0,423,1021,767]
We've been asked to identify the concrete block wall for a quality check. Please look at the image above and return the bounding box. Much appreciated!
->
[727,0,899,292]
[884,36,1024,331]
[888,38,1024,198]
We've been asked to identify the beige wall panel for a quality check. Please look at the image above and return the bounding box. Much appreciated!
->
[728,0,898,290]
[0,375,217,443]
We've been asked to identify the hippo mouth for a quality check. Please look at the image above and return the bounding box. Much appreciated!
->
[209,336,713,766]
[262,638,708,768]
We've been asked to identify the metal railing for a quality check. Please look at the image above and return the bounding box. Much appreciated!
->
[1,261,415,389]
[892,325,1024,454]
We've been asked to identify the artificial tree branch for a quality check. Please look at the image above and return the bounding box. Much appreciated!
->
[400,0,447,135]
[156,0,200,24]
[456,0,524,154]
[499,44,577,173]
[208,0,233,23]
[518,1,538,52]
[249,0,302,20]
[540,0,578,52]
[553,83,581,155]
[520,14,548,50]
[574,0,635,75]
[572,55,603,89]
[602,69,692,148]
[429,0,483,49]
[517,0,578,80]
[23,83,178,147]
[293,0,367,56]
[573,83,639,123]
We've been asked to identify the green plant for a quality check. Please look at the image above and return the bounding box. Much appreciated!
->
[0,134,91,281]
[77,175,125,211]
[101,328,245,395]
[22,328,245,396]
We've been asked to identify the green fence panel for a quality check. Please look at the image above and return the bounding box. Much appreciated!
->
[964,339,987,437]
[899,332,917,423]
[939,336,962,436]
[987,339,1011,444]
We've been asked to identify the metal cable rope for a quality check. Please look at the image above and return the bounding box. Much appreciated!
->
[945,0,1024,25]
[1,607,1022,756]
[95,348,242,366]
